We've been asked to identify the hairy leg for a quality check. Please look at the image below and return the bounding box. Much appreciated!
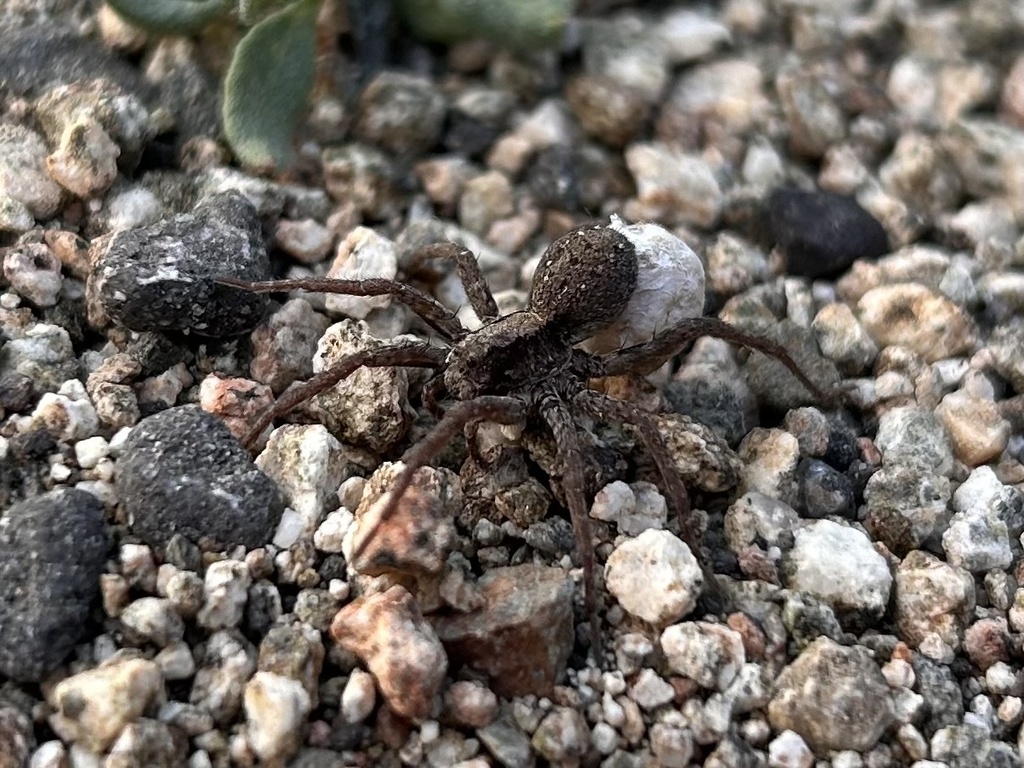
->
[575,389,724,606]
[240,342,448,449]
[538,394,602,660]
[596,317,827,402]
[407,242,500,323]
[351,395,527,562]
[215,275,464,340]
[421,375,448,420]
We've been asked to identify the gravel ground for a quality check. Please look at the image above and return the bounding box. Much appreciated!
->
[2,0,1024,767]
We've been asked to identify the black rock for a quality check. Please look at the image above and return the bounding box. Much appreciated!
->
[0,488,110,682]
[444,112,500,159]
[526,145,582,211]
[797,458,855,519]
[89,192,270,337]
[768,188,889,279]
[0,372,35,413]
[116,406,284,551]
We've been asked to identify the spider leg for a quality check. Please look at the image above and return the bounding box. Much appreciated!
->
[406,241,500,322]
[351,395,527,562]
[575,389,725,609]
[596,317,827,402]
[538,393,602,661]
[421,374,449,420]
[239,342,448,449]
[215,276,464,340]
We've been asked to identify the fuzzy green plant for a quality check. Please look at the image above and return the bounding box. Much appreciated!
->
[104,0,574,170]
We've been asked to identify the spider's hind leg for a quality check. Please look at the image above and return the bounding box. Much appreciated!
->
[575,389,726,611]
[538,394,603,662]
[350,395,527,563]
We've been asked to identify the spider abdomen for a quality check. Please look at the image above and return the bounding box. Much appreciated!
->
[528,225,639,342]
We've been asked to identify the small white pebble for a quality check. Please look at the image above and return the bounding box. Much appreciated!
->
[337,476,366,510]
[768,729,813,768]
[272,508,306,549]
[591,721,618,755]
[74,435,109,469]
[985,662,1019,695]
[29,740,67,768]
[881,658,915,689]
[341,669,376,724]
[49,462,72,482]
[997,696,1022,724]
[419,720,440,744]
[328,579,350,600]
[831,750,863,768]
[108,427,132,455]
[602,693,624,728]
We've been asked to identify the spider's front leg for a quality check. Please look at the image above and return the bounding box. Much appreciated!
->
[237,342,448,449]
[405,242,500,323]
[215,275,464,339]
[598,316,828,403]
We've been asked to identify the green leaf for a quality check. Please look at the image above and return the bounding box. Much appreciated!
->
[104,0,230,34]
[397,0,574,50]
[222,0,320,170]
[237,0,291,26]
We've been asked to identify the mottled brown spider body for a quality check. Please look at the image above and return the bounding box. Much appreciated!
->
[219,222,823,659]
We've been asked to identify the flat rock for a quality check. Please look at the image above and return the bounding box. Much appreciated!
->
[330,585,447,722]
[115,405,285,551]
[857,284,977,363]
[431,564,574,698]
[0,488,110,682]
[768,637,894,754]
[88,191,269,336]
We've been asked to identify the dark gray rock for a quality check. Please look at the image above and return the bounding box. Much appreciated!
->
[116,406,284,551]
[768,188,890,279]
[0,24,150,100]
[797,458,855,519]
[931,724,1021,768]
[913,656,965,737]
[0,429,56,513]
[742,320,841,412]
[353,71,446,156]
[664,374,755,447]
[0,488,110,682]
[526,145,582,212]
[89,192,270,337]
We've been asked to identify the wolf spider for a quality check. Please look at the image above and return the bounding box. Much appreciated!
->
[219,224,823,655]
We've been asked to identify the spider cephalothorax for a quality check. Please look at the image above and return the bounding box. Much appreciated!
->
[219,220,824,655]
